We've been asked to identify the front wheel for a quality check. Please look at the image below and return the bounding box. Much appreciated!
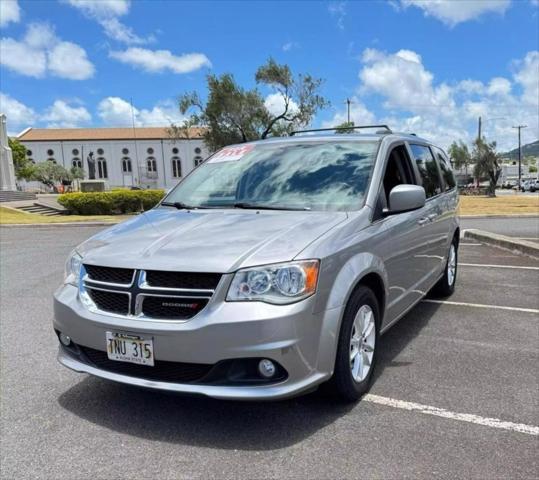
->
[328,286,380,402]
[432,239,458,297]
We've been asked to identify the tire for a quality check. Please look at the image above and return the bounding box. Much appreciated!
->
[432,238,458,297]
[327,286,380,402]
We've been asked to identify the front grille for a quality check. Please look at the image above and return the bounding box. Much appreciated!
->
[79,346,213,383]
[87,289,129,315]
[145,270,221,290]
[85,265,134,285]
[141,296,208,320]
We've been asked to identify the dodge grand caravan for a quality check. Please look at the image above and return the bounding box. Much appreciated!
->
[54,125,459,401]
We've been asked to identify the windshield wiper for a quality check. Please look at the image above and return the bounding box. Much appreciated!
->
[232,202,310,211]
[161,201,199,210]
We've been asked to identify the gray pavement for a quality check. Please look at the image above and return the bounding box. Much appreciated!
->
[1,226,538,479]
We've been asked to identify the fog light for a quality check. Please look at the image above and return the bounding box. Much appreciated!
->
[59,333,71,346]
[258,359,276,378]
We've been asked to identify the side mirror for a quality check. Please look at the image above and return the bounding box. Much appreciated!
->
[385,184,426,215]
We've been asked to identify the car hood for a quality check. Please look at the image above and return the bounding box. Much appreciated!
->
[78,207,348,273]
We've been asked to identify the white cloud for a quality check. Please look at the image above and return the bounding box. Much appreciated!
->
[327,48,538,151]
[399,0,511,26]
[109,47,211,74]
[264,93,299,117]
[0,23,94,80]
[359,48,455,112]
[48,42,95,80]
[0,92,37,132]
[282,41,299,52]
[513,50,539,106]
[328,1,347,29]
[486,77,512,96]
[0,93,92,132]
[64,0,152,45]
[63,0,130,17]
[42,100,91,127]
[0,0,21,27]
[97,96,186,126]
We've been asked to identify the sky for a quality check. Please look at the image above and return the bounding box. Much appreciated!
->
[0,0,538,151]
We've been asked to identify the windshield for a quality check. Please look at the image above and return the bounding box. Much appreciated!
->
[163,140,379,211]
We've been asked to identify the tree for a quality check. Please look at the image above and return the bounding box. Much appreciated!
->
[8,137,35,180]
[448,140,472,180]
[334,121,356,134]
[472,138,502,197]
[31,161,70,191]
[168,58,329,151]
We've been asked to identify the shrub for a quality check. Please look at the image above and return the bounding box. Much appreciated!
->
[58,189,165,215]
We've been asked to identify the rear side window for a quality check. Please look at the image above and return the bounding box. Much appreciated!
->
[433,147,456,190]
[409,144,442,198]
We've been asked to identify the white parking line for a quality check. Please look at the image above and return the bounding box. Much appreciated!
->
[363,394,539,436]
[460,242,482,246]
[422,299,539,314]
[459,263,539,270]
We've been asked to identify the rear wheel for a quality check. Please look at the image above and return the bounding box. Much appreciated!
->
[433,238,458,297]
[328,286,380,402]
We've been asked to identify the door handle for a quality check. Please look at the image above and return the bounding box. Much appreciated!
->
[427,213,438,221]
[417,217,430,226]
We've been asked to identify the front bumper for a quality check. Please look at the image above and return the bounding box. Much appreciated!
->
[53,284,342,400]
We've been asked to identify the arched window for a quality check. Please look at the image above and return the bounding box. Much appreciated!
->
[146,157,157,173]
[171,157,182,178]
[47,158,56,164]
[122,157,132,173]
[72,158,82,169]
[194,156,204,167]
[97,157,108,179]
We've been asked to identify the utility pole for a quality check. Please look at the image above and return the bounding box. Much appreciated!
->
[512,125,527,191]
[477,116,482,141]
[345,98,355,124]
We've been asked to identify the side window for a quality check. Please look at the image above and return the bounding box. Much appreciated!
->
[374,145,415,219]
[409,144,442,198]
[433,147,456,190]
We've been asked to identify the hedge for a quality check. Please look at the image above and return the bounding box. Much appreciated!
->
[58,190,166,215]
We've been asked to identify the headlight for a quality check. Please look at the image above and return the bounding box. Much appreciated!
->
[227,260,319,305]
[64,251,83,286]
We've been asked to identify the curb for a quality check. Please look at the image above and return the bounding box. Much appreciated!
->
[1,222,119,228]
[460,214,539,219]
[464,229,539,259]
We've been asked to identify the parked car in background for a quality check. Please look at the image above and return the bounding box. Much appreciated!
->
[54,125,459,402]
[522,179,537,192]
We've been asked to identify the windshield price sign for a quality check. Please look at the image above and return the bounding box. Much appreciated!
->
[209,144,255,163]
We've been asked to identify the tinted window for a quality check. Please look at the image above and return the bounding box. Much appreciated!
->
[433,147,456,190]
[410,144,442,198]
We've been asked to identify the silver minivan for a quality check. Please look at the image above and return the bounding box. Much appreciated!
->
[54,126,459,401]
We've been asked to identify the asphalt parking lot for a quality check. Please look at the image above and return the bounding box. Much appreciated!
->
[1,225,538,479]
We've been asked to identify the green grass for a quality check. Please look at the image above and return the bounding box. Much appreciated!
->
[0,206,133,224]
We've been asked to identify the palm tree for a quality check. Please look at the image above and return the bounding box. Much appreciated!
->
[472,138,502,197]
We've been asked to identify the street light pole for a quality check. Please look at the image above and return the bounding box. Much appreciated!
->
[512,125,527,191]
[346,98,351,124]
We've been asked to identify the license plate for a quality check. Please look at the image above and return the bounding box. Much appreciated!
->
[106,332,154,366]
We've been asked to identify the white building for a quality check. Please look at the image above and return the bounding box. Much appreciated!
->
[17,127,209,190]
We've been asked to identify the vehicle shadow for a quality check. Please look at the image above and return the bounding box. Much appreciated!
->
[373,298,443,382]
[58,299,443,451]
[57,376,354,451]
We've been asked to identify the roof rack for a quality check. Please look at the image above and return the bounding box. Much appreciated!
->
[290,125,392,136]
